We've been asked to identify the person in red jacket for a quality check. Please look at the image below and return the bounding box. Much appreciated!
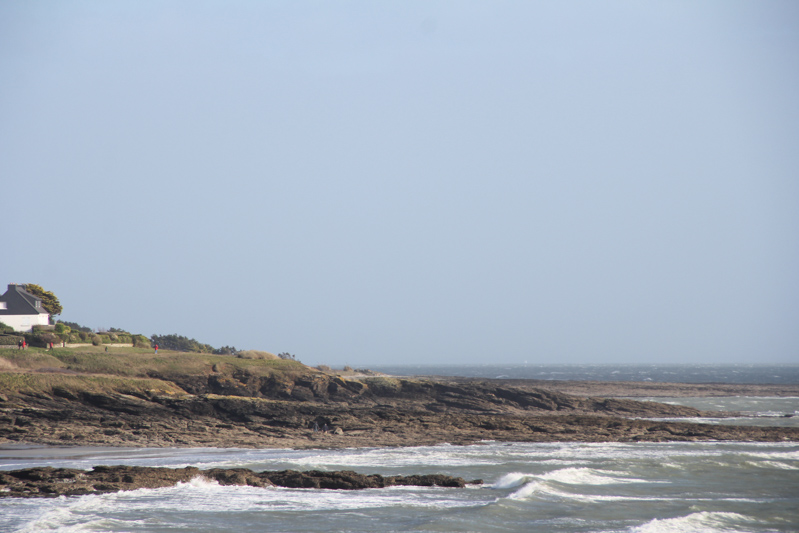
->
[154,344,159,354]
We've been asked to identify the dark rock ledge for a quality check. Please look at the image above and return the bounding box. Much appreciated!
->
[0,465,481,498]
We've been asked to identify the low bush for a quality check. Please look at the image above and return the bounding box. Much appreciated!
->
[213,345,238,355]
[91,335,103,346]
[237,350,278,360]
[24,331,60,348]
[0,335,24,346]
[132,335,151,348]
[151,334,214,353]
[0,322,14,334]
[58,321,92,333]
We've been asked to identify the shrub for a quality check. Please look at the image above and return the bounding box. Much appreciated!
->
[78,331,89,341]
[91,335,103,346]
[316,364,332,372]
[237,350,278,360]
[213,345,238,355]
[24,331,60,348]
[0,322,14,335]
[54,323,71,334]
[58,321,92,333]
[107,333,119,342]
[0,335,24,346]
[278,352,296,360]
[133,334,151,348]
[150,334,214,353]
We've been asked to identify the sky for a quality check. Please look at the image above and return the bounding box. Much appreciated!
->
[2,1,798,366]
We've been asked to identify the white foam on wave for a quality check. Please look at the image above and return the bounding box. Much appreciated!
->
[507,481,541,500]
[629,511,757,533]
[541,467,648,486]
[23,481,482,517]
[493,470,669,504]
[744,460,799,470]
[288,444,498,469]
[491,472,534,489]
[747,448,799,461]
[492,467,648,491]
[13,493,116,533]
[503,480,670,504]
[178,475,221,489]
[15,505,76,533]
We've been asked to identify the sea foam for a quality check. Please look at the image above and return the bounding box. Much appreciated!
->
[630,511,756,533]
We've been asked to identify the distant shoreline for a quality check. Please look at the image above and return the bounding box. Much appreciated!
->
[420,376,799,398]
[368,363,799,386]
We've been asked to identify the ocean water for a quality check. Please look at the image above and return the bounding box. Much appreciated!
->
[368,363,799,385]
[1,441,798,532]
[2,364,798,532]
[639,396,799,428]
[368,363,799,426]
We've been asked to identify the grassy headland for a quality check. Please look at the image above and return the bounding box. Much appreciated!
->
[2,345,798,449]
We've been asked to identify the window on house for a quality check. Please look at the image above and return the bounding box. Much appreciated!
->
[35,301,41,308]
[0,302,6,310]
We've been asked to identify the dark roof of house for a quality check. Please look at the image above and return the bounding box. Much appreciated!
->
[0,284,49,316]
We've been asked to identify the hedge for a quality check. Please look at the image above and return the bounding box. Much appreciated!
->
[0,335,24,346]
[24,331,60,348]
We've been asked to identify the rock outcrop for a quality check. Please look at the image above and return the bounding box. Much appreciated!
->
[0,466,480,498]
[2,370,798,449]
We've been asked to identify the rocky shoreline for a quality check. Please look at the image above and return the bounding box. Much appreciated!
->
[0,465,480,498]
[2,374,798,449]
[442,377,799,398]
[2,372,798,499]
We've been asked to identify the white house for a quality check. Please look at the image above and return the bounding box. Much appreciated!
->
[0,284,50,332]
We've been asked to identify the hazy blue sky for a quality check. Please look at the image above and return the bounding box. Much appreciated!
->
[2,1,797,366]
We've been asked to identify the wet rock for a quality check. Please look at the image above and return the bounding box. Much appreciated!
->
[0,466,477,498]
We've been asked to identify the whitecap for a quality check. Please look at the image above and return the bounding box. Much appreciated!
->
[507,481,541,500]
[744,460,799,470]
[629,511,757,533]
[180,475,221,489]
[491,472,534,489]
[540,467,648,486]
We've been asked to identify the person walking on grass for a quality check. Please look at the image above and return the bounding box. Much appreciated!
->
[154,344,159,354]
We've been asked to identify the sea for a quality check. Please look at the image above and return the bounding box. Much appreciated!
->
[1,364,798,533]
